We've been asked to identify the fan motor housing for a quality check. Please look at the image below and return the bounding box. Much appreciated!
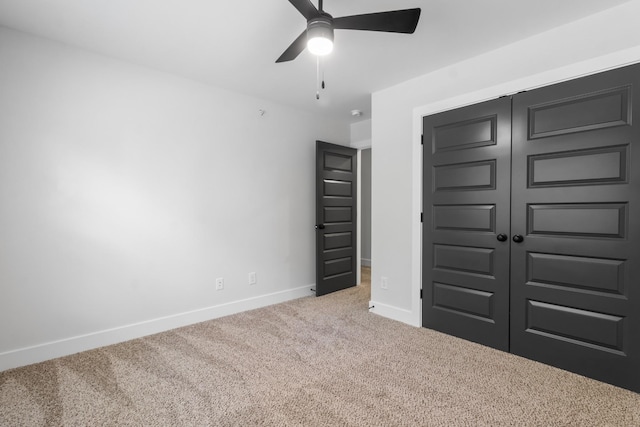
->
[307,14,334,44]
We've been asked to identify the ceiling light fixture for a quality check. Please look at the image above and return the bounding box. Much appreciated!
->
[307,15,334,56]
[276,1,420,63]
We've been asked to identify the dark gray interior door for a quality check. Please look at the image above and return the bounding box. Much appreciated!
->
[422,97,512,351]
[316,141,357,296]
[510,63,640,392]
[422,62,640,392]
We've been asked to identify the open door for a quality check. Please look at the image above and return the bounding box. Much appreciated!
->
[316,141,358,296]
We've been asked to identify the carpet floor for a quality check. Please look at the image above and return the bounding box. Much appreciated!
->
[1,267,639,426]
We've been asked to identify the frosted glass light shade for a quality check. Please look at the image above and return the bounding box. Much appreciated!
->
[307,36,334,56]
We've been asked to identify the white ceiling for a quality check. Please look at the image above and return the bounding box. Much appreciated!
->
[0,0,632,122]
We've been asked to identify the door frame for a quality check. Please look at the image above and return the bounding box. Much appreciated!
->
[408,50,640,327]
[351,139,372,286]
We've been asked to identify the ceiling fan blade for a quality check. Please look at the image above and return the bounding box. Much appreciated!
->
[276,30,308,63]
[288,0,320,20]
[334,8,421,33]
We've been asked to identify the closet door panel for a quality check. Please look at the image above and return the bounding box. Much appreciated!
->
[510,63,640,392]
[423,97,511,351]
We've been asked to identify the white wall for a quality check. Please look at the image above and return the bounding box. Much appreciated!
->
[370,1,640,325]
[0,27,350,370]
[350,119,371,149]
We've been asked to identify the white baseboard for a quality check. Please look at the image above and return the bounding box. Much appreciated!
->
[368,300,418,327]
[361,258,371,267]
[0,285,315,372]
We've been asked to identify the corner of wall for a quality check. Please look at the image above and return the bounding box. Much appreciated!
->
[368,300,418,327]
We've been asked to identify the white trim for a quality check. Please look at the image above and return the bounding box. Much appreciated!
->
[0,285,315,372]
[411,105,423,328]
[369,300,416,326]
[410,46,640,327]
[356,149,362,284]
[414,48,640,121]
[361,258,371,267]
[350,139,372,150]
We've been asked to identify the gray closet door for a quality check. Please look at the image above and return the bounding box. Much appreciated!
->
[510,63,640,392]
[422,97,512,351]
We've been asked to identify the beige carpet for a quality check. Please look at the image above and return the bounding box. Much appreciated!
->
[1,267,639,426]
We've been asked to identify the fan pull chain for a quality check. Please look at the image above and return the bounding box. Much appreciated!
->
[316,56,320,100]
[316,57,327,100]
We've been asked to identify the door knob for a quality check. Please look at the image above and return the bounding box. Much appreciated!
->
[315,224,325,230]
[496,233,508,242]
[512,234,524,243]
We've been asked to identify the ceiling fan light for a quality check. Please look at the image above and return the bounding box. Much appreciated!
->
[307,36,333,56]
[307,17,334,56]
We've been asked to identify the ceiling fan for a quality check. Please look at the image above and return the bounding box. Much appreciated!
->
[276,0,421,63]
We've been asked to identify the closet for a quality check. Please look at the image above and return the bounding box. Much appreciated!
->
[422,63,640,392]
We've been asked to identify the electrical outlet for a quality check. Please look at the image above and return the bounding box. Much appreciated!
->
[248,272,257,285]
[215,277,224,290]
[381,276,389,290]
